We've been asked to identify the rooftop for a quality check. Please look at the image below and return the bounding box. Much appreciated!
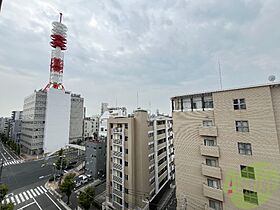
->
[171,82,280,99]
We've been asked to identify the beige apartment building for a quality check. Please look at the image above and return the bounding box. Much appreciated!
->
[105,109,175,210]
[171,83,280,210]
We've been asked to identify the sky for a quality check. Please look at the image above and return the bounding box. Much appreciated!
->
[0,0,279,117]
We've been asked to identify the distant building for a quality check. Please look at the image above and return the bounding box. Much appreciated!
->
[171,83,280,210]
[99,107,127,137]
[0,117,10,137]
[10,111,23,144]
[105,109,175,210]
[84,115,100,138]
[21,89,84,155]
[85,136,106,179]
[101,102,109,115]
[69,94,84,144]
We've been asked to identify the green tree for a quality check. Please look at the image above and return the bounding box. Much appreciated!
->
[78,186,95,210]
[0,203,14,210]
[59,173,75,204]
[0,184,8,202]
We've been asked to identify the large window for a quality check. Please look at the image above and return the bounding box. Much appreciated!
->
[203,120,214,127]
[206,158,218,167]
[207,178,220,189]
[236,121,249,132]
[192,97,202,109]
[204,96,214,109]
[241,165,255,179]
[233,98,246,110]
[209,199,223,210]
[204,139,216,146]
[238,143,252,155]
[243,189,258,205]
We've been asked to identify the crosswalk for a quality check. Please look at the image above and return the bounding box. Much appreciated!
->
[2,160,24,167]
[1,185,48,206]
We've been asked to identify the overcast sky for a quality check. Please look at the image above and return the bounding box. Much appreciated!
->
[0,0,279,117]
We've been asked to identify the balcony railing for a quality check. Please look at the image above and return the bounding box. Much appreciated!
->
[199,126,218,137]
[200,145,220,157]
[113,127,122,133]
[113,151,122,157]
[113,175,122,183]
[201,164,221,179]
[113,163,122,171]
[113,139,122,145]
[113,189,122,197]
[203,184,224,202]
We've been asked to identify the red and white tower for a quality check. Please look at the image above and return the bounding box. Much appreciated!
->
[44,13,67,90]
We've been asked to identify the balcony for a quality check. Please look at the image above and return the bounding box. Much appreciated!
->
[113,139,122,145]
[199,126,217,137]
[113,175,122,183]
[201,164,221,179]
[113,127,122,133]
[113,189,122,197]
[200,145,219,157]
[203,184,224,202]
[113,151,122,157]
[113,163,122,171]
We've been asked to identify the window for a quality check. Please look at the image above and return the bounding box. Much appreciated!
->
[241,165,255,179]
[125,124,128,129]
[203,120,213,127]
[182,98,191,110]
[113,195,122,205]
[209,199,222,210]
[125,161,128,167]
[238,143,252,155]
[125,174,128,180]
[125,188,128,194]
[243,189,258,205]
[204,96,214,109]
[236,121,249,132]
[113,182,122,191]
[192,97,202,109]
[204,139,216,146]
[233,98,246,110]
[206,158,218,167]
[125,149,128,154]
[207,178,220,189]
[125,136,128,141]
[101,127,104,131]
[125,202,129,208]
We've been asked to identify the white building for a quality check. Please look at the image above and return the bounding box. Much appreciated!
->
[21,89,84,155]
[99,107,127,137]
[84,115,100,138]
[0,117,10,136]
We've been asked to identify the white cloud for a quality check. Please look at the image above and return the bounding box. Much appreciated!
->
[0,0,280,116]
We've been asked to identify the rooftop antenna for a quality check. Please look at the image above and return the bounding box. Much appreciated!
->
[218,59,223,90]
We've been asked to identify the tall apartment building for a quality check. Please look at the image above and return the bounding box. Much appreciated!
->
[105,109,175,210]
[171,83,280,210]
[21,90,84,155]
[84,115,100,138]
[10,111,23,143]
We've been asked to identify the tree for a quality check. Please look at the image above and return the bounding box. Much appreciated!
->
[0,184,8,202]
[59,173,75,204]
[78,186,95,210]
[0,184,14,210]
[0,203,14,210]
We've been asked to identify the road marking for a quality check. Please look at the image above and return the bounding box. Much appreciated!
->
[45,192,62,210]
[19,193,25,202]
[15,194,21,204]
[23,191,29,200]
[37,186,44,194]
[40,185,47,193]
[6,198,10,204]
[10,196,15,204]
[34,188,40,196]
[1,144,15,161]
[18,201,36,210]
[33,197,43,210]
[26,190,33,198]
[30,189,37,197]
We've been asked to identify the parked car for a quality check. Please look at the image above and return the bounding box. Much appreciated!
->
[86,174,93,180]
[79,175,88,184]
